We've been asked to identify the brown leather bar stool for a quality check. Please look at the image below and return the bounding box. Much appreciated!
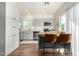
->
[43,34,57,54]
[45,34,57,43]
[56,34,71,55]
[57,34,71,44]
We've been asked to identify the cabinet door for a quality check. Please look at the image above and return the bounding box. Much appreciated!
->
[33,19,43,27]
[23,31,33,40]
[12,19,19,30]
[12,32,19,49]
[5,17,14,55]
[12,18,19,49]
[6,3,13,18]
[13,6,19,20]
[6,3,19,20]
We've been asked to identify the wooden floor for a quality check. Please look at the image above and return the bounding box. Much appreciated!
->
[9,43,72,56]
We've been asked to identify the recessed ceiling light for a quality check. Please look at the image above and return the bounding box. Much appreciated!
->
[25,9,28,12]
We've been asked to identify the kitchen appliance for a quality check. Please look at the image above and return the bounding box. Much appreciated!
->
[33,31,39,40]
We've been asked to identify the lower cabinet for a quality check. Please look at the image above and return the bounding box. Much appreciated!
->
[20,31,33,40]
[13,33,19,49]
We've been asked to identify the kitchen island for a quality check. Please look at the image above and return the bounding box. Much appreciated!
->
[38,31,71,51]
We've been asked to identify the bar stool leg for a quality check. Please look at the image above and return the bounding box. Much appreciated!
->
[43,41,45,56]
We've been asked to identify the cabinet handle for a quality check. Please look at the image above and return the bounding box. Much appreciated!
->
[13,26,16,28]
[13,34,16,37]
[13,18,16,20]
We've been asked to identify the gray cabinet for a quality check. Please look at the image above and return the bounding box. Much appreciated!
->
[21,31,33,40]
[33,19,43,27]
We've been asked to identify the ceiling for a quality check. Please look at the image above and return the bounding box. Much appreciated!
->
[16,2,64,15]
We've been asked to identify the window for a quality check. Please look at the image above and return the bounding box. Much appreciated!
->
[59,14,66,32]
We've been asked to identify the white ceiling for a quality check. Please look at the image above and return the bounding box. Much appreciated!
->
[16,2,64,15]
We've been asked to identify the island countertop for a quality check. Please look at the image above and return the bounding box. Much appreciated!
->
[38,31,58,36]
[38,31,71,36]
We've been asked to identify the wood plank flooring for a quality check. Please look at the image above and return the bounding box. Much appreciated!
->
[9,43,72,56]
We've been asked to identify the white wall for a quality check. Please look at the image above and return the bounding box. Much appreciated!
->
[0,2,5,56]
[54,2,76,32]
